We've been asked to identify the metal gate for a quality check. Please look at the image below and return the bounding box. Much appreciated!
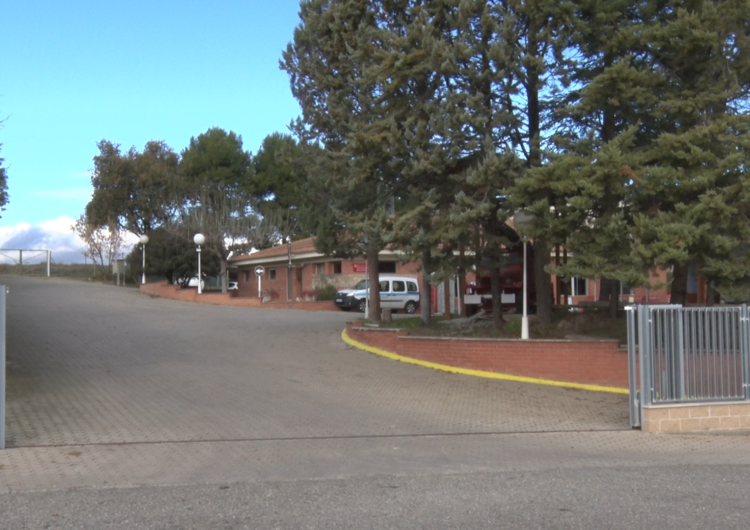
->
[0,286,5,449]
[627,304,750,428]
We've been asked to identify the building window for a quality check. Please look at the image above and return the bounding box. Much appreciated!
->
[269,268,276,281]
[571,277,588,296]
[333,261,342,275]
[243,270,250,282]
[379,261,397,273]
[316,263,325,275]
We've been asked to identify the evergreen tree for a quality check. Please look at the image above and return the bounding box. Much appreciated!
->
[512,0,654,317]
[250,133,310,240]
[282,0,399,321]
[87,140,181,235]
[0,145,8,217]
[179,128,257,293]
[126,226,220,285]
[631,0,750,304]
[356,0,460,325]
[437,0,572,325]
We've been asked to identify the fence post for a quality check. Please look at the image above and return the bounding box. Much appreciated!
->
[742,305,750,401]
[0,286,5,449]
[676,306,686,401]
[626,306,640,428]
[638,305,652,407]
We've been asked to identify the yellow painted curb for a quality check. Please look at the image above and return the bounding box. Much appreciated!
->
[342,329,629,395]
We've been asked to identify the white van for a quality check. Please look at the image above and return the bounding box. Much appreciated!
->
[334,276,420,314]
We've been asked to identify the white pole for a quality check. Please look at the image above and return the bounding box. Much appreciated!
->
[46,251,51,277]
[522,240,529,340]
[365,256,369,319]
[141,244,146,285]
[197,246,202,295]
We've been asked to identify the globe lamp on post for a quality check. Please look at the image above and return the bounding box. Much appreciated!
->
[513,211,535,340]
[194,233,205,294]
[139,235,149,285]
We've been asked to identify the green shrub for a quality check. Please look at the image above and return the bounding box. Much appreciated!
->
[315,284,338,301]
[503,318,522,334]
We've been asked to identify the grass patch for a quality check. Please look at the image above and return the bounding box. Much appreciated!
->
[0,263,142,286]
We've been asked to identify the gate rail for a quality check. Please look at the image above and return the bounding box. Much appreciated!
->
[627,304,750,428]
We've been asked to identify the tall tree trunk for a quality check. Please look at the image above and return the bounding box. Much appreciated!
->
[421,249,432,326]
[706,280,720,306]
[443,279,452,321]
[533,240,552,325]
[671,264,689,305]
[491,266,504,330]
[366,248,381,322]
[220,258,228,294]
[459,243,467,318]
[609,281,618,319]
[597,278,619,318]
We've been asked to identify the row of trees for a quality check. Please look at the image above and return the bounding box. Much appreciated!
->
[0,116,8,217]
[281,0,750,324]
[85,129,306,291]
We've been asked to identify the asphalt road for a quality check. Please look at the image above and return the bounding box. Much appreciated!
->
[0,275,749,529]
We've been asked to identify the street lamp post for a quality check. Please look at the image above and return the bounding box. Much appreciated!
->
[139,235,149,285]
[194,233,205,294]
[514,211,535,340]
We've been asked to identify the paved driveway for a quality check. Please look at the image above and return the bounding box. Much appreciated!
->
[3,275,750,526]
[4,275,628,450]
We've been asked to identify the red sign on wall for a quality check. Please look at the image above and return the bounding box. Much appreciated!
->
[352,262,367,273]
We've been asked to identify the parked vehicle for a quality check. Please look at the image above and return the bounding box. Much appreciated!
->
[187,277,205,289]
[465,246,536,314]
[335,276,420,314]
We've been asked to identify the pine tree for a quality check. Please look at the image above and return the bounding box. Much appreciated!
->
[439,0,574,325]
[282,0,397,321]
[631,0,750,304]
[0,145,8,217]
[512,0,655,317]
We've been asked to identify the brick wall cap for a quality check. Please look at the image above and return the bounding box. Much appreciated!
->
[347,324,407,333]
[397,336,620,344]
[643,401,750,410]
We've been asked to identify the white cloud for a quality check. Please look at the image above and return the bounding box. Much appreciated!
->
[0,217,139,264]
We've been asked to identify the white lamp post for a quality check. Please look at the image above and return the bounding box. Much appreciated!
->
[194,233,205,294]
[514,211,535,340]
[139,234,149,285]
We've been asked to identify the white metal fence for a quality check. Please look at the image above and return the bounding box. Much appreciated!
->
[627,304,750,428]
[0,286,5,449]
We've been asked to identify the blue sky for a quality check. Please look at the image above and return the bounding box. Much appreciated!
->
[0,0,303,262]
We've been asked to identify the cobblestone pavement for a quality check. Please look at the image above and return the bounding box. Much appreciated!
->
[0,275,748,494]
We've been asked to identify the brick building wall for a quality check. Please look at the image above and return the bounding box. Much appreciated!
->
[237,258,422,300]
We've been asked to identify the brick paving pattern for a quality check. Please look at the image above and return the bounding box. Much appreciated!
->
[0,275,747,493]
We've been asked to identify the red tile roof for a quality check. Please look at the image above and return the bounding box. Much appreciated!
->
[230,237,319,262]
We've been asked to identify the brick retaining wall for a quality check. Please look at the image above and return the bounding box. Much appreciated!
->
[345,322,628,388]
